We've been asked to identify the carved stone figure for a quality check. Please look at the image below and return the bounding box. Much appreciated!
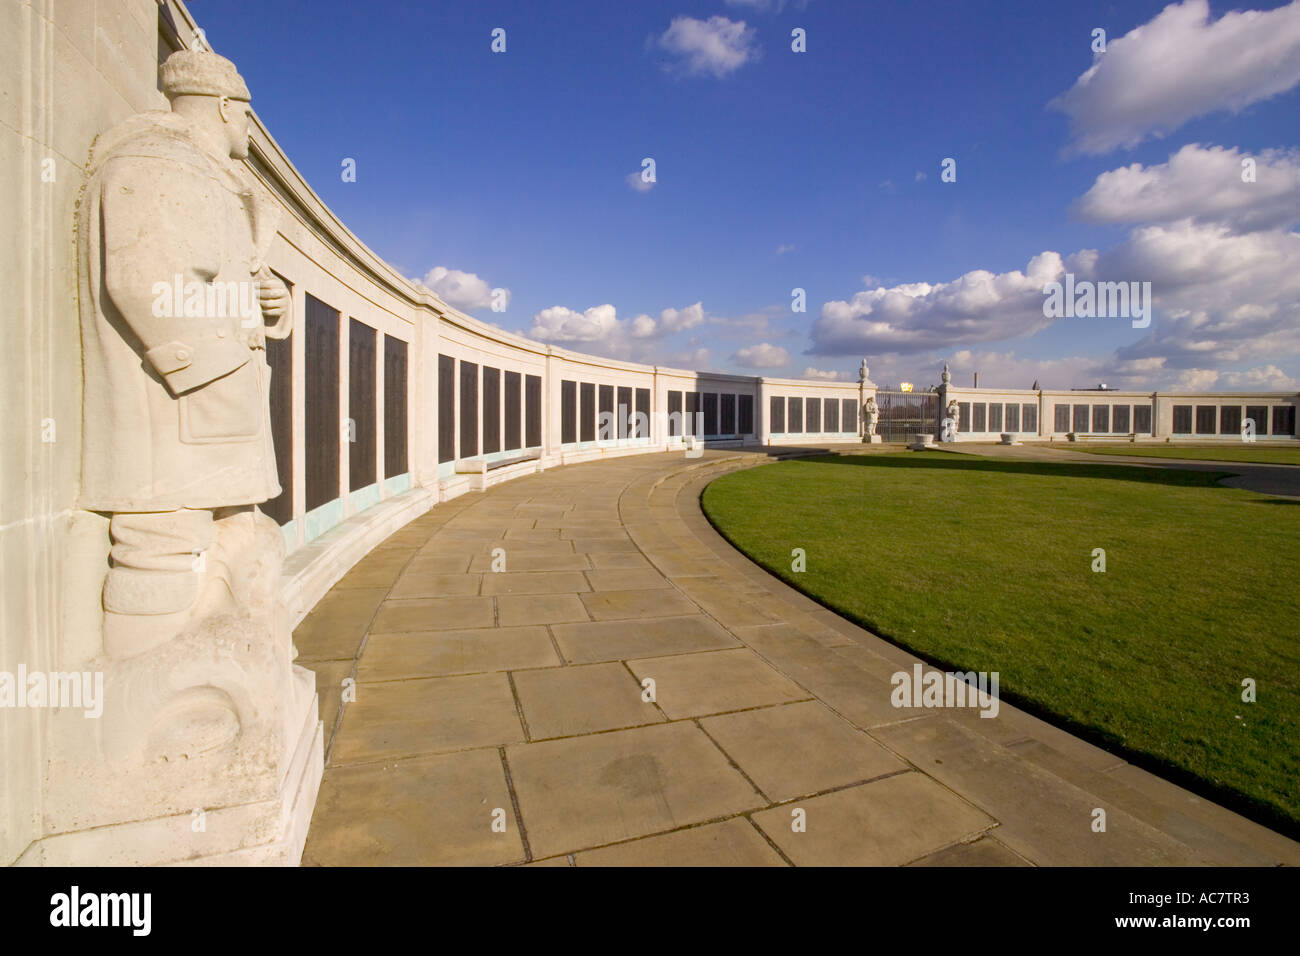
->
[80,49,291,663]
[947,398,960,428]
[66,49,313,819]
[863,396,880,435]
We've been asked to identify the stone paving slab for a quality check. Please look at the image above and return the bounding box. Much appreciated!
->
[303,749,523,866]
[505,722,766,859]
[369,595,497,633]
[573,818,786,866]
[626,648,810,719]
[357,626,561,682]
[699,700,907,801]
[551,615,741,664]
[512,661,667,739]
[299,448,1300,866]
[751,772,997,866]
[329,672,523,765]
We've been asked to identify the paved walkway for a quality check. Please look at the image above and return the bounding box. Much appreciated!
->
[294,449,1300,865]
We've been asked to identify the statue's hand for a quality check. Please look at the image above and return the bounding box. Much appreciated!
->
[258,274,290,322]
[255,268,292,340]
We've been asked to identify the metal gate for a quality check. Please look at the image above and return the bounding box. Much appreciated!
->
[874,389,938,442]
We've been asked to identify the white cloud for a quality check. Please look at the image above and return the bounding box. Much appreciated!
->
[776,243,796,255]
[811,250,1074,354]
[657,16,759,78]
[529,304,619,344]
[813,138,1300,387]
[732,343,790,368]
[802,367,842,380]
[914,170,927,182]
[526,301,713,363]
[417,266,507,312]
[626,170,655,193]
[1220,365,1300,389]
[1074,144,1300,233]
[1050,0,1300,155]
[659,302,706,333]
[1103,221,1300,369]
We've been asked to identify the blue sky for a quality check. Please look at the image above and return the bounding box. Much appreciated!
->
[197,0,1300,391]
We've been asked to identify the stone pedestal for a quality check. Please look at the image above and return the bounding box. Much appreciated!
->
[999,433,1022,446]
[908,433,936,450]
[865,434,883,444]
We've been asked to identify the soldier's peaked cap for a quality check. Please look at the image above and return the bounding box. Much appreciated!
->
[160,50,250,101]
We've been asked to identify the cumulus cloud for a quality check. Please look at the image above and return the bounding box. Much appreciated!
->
[657,16,759,78]
[732,343,790,368]
[417,266,507,312]
[1220,365,1300,389]
[529,304,620,344]
[526,301,715,363]
[811,250,1077,354]
[776,243,796,255]
[1074,144,1300,233]
[802,367,843,380]
[1050,0,1300,155]
[813,137,1300,388]
[626,170,655,193]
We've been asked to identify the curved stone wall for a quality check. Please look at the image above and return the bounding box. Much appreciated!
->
[0,0,865,864]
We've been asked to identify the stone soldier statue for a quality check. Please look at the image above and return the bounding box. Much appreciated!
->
[79,50,292,662]
[863,396,880,436]
[53,47,320,856]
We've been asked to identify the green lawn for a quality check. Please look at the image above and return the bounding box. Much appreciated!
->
[1078,444,1300,466]
[701,452,1300,834]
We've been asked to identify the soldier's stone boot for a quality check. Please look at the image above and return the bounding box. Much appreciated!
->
[102,565,236,659]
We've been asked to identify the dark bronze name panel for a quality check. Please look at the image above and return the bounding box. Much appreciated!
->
[460,361,479,456]
[560,379,577,444]
[349,318,377,492]
[525,374,541,447]
[770,395,785,433]
[483,366,501,454]
[384,335,408,477]
[580,382,596,442]
[504,370,522,451]
[438,354,456,463]
[304,293,340,512]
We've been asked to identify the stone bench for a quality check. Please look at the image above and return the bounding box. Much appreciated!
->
[454,451,541,475]
[451,452,543,492]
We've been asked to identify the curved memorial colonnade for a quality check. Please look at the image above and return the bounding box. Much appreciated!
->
[3,0,1297,866]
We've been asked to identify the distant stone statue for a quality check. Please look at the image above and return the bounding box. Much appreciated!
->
[947,399,960,428]
[863,396,880,436]
[77,49,300,769]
